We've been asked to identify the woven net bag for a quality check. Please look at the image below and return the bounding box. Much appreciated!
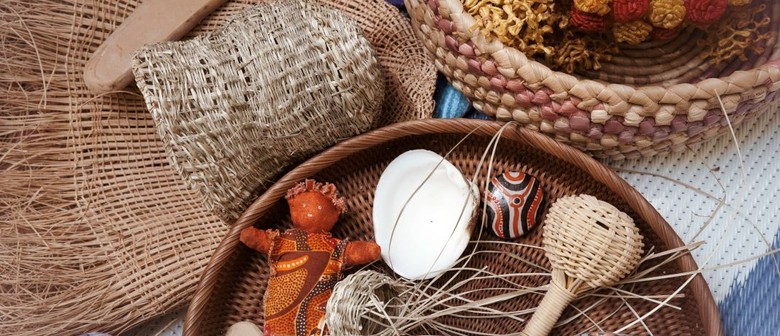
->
[0,0,434,335]
[407,0,780,159]
[133,1,384,223]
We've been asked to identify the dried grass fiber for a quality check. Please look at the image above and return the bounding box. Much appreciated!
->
[0,0,436,335]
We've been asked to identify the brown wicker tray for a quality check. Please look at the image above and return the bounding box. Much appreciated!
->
[183,119,721,335]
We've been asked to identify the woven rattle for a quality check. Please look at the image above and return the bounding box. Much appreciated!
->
[521,195,644,336]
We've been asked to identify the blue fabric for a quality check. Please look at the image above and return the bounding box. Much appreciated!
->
[464,108,490,120]
[386,0,405,8]
[719,230,780,336]
[433,77,492,120]
[433,75,473,119]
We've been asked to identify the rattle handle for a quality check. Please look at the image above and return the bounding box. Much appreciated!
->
[521,279,577,336]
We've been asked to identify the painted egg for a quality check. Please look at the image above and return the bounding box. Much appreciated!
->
[484,172,546,239]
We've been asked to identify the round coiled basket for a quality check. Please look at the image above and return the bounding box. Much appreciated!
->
[183,119,721,335]
[406,0,780,159]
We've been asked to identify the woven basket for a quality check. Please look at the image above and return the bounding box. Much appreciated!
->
[183,119,722,335]
[133,1,385,223]
[406,0,780,159]
[0,0,435,335]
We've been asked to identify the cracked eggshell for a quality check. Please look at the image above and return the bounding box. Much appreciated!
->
[372,149,478,280]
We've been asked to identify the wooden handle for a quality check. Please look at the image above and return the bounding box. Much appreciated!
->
[84,0,229,94]
[521,279,577,336]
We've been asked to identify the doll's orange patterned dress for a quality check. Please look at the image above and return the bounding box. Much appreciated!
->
[263,228,347,336]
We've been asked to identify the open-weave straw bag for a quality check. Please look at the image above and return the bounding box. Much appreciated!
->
[0,0,435,335]
[407,0,780,159]
[133,1,385,223]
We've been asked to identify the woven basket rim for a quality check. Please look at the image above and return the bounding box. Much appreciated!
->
[182,118,722,336]
[431,0,780,91]
[407,0,780,159]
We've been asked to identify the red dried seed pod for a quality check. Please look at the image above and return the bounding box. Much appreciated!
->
[613,0,651,23]
[570,8,613,32]
[684,0,728,26]
[650,26,682,41]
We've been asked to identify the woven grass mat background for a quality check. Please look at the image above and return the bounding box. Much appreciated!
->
[0,0,435,335]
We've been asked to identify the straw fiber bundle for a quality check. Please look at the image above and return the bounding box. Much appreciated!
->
[407,0,780,159]
[184,119,721,336]
[0,1,434,335]
[134,1,384,223]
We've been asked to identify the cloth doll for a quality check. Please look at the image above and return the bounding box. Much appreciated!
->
[236,179,381,336]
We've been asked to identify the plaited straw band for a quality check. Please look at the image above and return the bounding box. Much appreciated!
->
[407,0,780,159]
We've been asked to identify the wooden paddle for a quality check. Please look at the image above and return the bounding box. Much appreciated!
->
[84,0,229,94]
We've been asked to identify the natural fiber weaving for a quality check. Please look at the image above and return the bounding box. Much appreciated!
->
[0,0,435,335]
[134,1,384,223]
[183,119,720,336]
[407,0,780,159]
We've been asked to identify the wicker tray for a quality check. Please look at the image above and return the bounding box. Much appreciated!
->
[407,0,780,159]
[183,119,721,335]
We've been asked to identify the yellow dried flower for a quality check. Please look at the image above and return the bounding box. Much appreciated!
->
[574,0,612,16]
[613,20,653,44]
[648,0,686,30]
[465,0,567,58]
[728,0,752,6]
[552,31,617,73]
[463,0,617,73]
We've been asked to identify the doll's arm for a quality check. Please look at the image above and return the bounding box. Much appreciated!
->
[239,227,273,254]
[344,241,381,267]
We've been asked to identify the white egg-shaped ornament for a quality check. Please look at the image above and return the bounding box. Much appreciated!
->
[484,171,546,239]
[373,149,478,280]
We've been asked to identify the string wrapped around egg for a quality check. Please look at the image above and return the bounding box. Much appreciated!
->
[483,172,546,240]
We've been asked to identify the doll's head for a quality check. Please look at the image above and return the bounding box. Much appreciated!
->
[286,179,346,233]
